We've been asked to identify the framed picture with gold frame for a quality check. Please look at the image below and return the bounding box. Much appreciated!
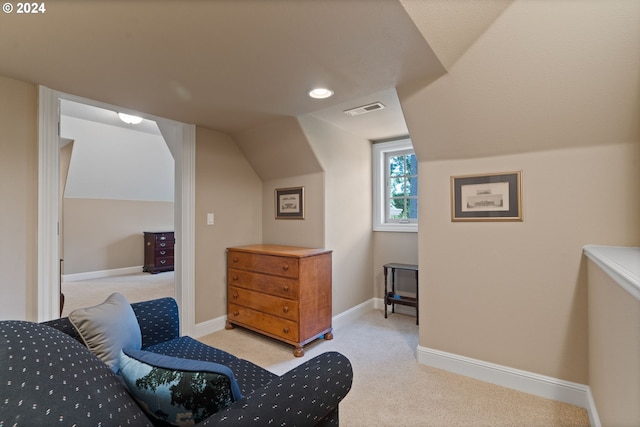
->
[275,186,304,219]
[451,171,522,222]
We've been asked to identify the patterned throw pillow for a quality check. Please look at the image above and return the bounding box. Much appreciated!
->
[119,349,243,426]
[69,292,142,373]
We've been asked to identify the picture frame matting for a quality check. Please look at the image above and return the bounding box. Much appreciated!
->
[450,171,522,222]
[275,186,305,220]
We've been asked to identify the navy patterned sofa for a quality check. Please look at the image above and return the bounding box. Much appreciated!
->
[0,297,353,426]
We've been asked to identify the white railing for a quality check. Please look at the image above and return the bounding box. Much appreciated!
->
[583,245,640,301]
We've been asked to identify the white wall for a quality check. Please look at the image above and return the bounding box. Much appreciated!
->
[60,115,174,202]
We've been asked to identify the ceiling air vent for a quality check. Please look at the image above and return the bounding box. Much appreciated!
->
[343,102,386,117]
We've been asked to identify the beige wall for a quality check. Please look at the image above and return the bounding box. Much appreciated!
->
[373,232,419,300]
[194,127,262,323]
[262,173,325,248]
[299,115,374,316]
[232,116,323,181]
[399,0,640,384]
[62,198,173,274]
[587,258,640,426]
[0,76,37,321]
[417,145,638,384]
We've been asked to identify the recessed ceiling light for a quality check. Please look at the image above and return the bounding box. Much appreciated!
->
[117,112,143,125]
[308,88,334,99]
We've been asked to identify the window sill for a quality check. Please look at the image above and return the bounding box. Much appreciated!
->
[373,223,418,233]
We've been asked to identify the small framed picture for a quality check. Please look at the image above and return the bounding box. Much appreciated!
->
[451,171,522,222]
[275,187,304,219]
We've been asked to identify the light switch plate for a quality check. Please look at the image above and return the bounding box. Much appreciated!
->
[207,213,214,225]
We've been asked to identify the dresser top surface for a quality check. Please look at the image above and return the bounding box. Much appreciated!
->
[228,244,331,258]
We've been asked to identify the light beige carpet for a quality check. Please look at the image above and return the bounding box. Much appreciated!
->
[61,274,589,426]
[200,311,590,427]
[61,271,174,317]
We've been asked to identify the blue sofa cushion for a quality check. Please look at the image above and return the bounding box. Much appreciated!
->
[119,349,243,426]
[0,320,152,426]
[144,335,278,395]
[132,297,180,347]
[69,292,142,373]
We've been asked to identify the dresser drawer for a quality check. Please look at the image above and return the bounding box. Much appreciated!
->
[228,303,299,341]
[228,268,299,299]
[155,240,173,249]
[228,251,299,278]
[229,286,298,321]
[153,232,174,243]
[153,257,174,268]
[155,248,174,258]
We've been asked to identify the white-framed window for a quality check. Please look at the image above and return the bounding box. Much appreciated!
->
[372,137,418,232]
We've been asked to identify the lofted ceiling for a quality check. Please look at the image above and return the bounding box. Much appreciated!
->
[0,1,511,141]
[0,0,448,140]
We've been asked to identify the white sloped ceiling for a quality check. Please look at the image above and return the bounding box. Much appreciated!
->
[60,100,174,202]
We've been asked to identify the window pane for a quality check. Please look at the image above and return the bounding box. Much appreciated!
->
[388,155,405,177]
[373,138,418,230]
[389,176,406,196]
[409,175,418,196]
[388,198,405,219]
[408,197,418,219]
[408,154,417,173]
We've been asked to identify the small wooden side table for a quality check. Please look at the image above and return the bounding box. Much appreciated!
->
[383,263,419,325]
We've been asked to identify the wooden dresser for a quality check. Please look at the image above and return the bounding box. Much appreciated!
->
[143,231,175,274]
[226,244,333,357]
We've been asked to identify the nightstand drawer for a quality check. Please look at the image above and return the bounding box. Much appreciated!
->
[229,286,298,321]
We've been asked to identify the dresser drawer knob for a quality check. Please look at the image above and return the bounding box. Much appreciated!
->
[232,257,239,263]
[282,264,289,271]
[160,242,166,247]
[232,293,238,299]
[159,236,166,240]
[283,306,290,313]
[283,286,289,292]
[282,327,289,334]
[232,275,239,281]
[160,260,166,264]
[159,250,166,255]
[233,311,239,316]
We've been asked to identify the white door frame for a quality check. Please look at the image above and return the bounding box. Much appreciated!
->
[37,86,196,336]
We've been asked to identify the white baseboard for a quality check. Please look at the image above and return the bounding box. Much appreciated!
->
[586,387,602,427]
[417,346,590,409]
[62,266,143,282]
[333,298,375,330]
[193,297,377,339]
[374,296,418,317]
[193,314,228,338]
[191,303,601,426]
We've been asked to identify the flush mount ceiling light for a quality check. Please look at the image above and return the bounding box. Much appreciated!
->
[308,88,334,99]
[117,112,143,125]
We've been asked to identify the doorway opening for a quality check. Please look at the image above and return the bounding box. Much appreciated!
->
[38,86,196,335]
[58,99,175,316]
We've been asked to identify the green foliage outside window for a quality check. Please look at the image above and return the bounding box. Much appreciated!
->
[386,151,418,221]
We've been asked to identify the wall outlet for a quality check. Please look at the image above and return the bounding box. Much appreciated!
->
[207,213,214,225]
